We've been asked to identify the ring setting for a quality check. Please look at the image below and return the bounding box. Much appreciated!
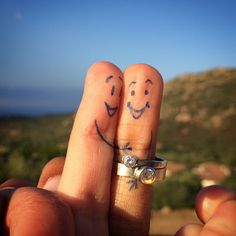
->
[114,155,167,186]
[135,166,157,184]
[123,155,137,168]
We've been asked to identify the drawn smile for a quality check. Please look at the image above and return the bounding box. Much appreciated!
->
[104,102,118,117]
[95,120,132,150]
[127,101,150,119]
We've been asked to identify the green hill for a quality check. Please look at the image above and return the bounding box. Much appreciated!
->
[158,67,236,166]
[0,67,236,183]
[0,114,73,182]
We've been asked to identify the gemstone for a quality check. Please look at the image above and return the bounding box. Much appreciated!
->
[139,167,156,184]
[123,155,137,168]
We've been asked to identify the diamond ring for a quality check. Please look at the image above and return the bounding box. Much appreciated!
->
[122,155,167,169]
[113,156,167,185]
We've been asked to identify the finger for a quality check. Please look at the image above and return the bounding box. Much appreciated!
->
[37,157,65,191]
[200,199,236,236]
[58,61,123,235]
[195,185,236,223]
[5,187,75,236]
[195,185,236,236]
[0,179,32,189]
[110,64,163,235]
[175,223,203,236]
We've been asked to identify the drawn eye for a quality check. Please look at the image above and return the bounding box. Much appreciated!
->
[111,85,115,96]
[145,90,149,95]
[131,90,135,96]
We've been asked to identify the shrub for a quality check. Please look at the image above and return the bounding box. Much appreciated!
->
[152,171,202,210]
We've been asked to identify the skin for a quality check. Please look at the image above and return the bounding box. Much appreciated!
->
[0,62,236,236]
[110,64,163,235]
[58,62,123,235]
[176,185,236,236]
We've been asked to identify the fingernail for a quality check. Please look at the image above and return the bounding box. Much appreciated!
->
[43,175,61,191]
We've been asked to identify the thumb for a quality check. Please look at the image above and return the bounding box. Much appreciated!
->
[195,185,236,236]
[195,185,236,223]
[6,187,75,236]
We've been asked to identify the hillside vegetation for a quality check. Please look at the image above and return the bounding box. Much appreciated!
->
[158,68,236,166]
[0,114,73,182]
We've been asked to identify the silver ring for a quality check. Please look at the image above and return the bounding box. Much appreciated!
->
[113,156,167,185]
[122,155,167,169]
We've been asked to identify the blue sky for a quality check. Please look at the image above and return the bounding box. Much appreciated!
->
[0,0,236,115]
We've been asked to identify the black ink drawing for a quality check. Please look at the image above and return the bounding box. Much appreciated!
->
[104,102,118,117]
[127,178,138,190]
[127,101,150,119]
[104,75,122,117]
[95,75,155,191]
[95,75,125,149]
[95,119,114,148]
[95,119,132,151]
[127,79,153,120]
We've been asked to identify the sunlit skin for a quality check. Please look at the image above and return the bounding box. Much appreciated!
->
[58,62,123,235]
[104,75,122,117]
[95,74,123,148]
[126,79,152,120]
[116,64,163,159]
[0,62,236,236]
[110,64,164,234]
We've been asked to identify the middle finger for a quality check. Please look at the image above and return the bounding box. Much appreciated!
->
[110,64,164,235]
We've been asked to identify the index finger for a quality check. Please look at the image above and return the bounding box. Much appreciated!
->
[58,61,123,235]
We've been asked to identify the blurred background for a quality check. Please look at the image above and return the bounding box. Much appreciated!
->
[0,0,236,235]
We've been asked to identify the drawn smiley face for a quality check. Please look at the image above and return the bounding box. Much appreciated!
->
[104,75,122,117]
[127,79,153,119]
[95,74,123,149]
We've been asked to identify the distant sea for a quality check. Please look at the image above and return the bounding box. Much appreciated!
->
[0,86,83,116]
[0,107,75,117]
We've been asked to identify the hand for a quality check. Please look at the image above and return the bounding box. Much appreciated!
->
[0,62,235,236]
[1,175,236,236]
[176,185,236,236]
[0,62,163,236]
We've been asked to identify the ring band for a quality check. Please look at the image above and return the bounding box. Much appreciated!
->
[122,155,167,169]
[113,156,167,185]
